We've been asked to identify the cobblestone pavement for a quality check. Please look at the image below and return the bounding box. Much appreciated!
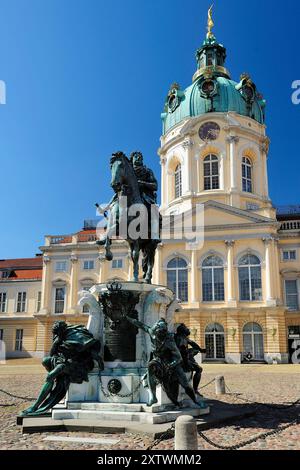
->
[0,362,300,450]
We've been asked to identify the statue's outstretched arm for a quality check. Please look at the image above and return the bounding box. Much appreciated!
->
[188,338,205,353]
[125,315,151,334]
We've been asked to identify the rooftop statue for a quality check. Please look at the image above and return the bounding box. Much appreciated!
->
[21,321,103,416]
[96,151,161,284]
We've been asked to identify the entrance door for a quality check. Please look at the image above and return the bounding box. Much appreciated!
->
[288,326,300,363]
[205,323,225,360]
[243,322,264,360]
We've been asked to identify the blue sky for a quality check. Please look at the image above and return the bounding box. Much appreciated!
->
[0,0,299,259]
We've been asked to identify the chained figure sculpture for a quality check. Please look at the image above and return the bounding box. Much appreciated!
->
[175,323,206,395]
[22,321,103,416]
[125,315,200,407]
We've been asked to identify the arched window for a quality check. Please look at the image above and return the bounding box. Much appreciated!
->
[167,257,188,302]
[205,323,225,359]
[243,322,264,360]
[81,285,93,313]
[242,157,253,193]
[238,254,262,301]
[202,255,224,301]
[204,154,219,190]
[174,164,182,198]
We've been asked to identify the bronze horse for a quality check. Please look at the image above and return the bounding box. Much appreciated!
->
[96,152,160,284]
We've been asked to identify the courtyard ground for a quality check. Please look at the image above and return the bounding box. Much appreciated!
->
[0,359,300,450]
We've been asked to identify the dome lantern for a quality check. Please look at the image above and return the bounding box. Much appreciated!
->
[193,5,230,82]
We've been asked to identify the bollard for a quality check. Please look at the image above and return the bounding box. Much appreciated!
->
[175,415,198,450]
[215,375,226,395]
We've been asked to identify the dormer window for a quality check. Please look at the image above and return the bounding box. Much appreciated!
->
[1,271,9,279]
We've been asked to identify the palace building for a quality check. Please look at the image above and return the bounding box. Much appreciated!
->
[1,13,300,363]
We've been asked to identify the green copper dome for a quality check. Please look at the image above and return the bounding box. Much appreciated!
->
[161,32,266,135]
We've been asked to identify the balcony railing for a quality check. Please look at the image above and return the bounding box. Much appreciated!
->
[279,220,300,231]
[49,235,72,244]
[47,232,98,245]
[77,233,98,243]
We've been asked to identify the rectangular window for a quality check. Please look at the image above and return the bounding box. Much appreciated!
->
[0,293,7,313]
[36,291,42,313]
[204,158,219,190]
[1,271,9,279]
[16,292,26,313]
[0,329,3,341]
[55,261,67,272]
[239,267,262,301]
[202,269,225,302]
[54,287,65,314]
[283,250,297,261]
[112,259,123,269]
[285,280,299,310]
[15,329,23,351]
[83,260,94,270]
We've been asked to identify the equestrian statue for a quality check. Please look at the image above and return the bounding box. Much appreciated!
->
[95,151,161,284]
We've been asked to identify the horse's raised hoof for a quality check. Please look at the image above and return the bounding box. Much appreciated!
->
[105,252,113,261]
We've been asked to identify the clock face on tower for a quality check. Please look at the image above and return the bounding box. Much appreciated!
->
[199,121,220,141]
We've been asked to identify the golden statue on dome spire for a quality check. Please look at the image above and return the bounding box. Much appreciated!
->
[206,4,214,39]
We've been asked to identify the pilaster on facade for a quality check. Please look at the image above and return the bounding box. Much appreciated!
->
[224,239,237,307]
[190,248,198,306]
[69,253,79,314]
[262,237,278,306]
[182,138,194,197]
[40,255,51,314]
[226,135,239,193]
[160,156,167,211]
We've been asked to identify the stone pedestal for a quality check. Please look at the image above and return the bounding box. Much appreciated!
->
[53,282,210,424]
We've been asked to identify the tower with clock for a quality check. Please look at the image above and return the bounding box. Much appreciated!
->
[156,7,289,365]
[159,9,270,218]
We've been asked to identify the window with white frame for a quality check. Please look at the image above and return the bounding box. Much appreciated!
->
[83,260,94,270]
[1,271,9,279]
[242,157,253,193]
[55,261,67,272]
[202,255,225,301]
[0,293,7,313]
[16,292,26,313]
[36,291,42,312]
[174,164,182,198]
[167,257,188,302]
[282,250,297,261]
[15,329,23,351]
[285,280,299,310]
[54,287,65,314]
[204,154,219,190]
[238,254,262,301]
[112,259,123,269]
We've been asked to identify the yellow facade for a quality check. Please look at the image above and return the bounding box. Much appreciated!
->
[1,22,300,365]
